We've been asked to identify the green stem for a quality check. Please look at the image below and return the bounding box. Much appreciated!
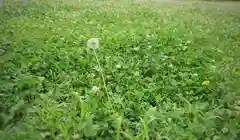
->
[93,49,113,110]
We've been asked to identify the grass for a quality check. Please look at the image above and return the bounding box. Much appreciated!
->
[0,0,240,139]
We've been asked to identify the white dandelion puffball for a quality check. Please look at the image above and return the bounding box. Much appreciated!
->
[87,38,100,49]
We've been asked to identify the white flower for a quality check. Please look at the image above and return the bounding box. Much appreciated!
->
[92,86,100,93]
[87,38,100,49]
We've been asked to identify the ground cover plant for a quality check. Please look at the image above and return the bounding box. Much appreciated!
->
[0,0,240,139]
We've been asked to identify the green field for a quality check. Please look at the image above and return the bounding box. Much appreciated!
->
[0,0,240,139]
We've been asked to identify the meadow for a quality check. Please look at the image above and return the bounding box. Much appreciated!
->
[0,0,240,139]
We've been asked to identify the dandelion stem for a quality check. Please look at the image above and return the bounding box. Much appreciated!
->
[93,49,113,109]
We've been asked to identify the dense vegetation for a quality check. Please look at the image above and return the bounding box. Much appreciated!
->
[0,0,240,139]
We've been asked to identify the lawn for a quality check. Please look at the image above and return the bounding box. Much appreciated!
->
[0,0,240,139]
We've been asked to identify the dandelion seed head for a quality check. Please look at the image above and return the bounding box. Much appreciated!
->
[87,38,100,49]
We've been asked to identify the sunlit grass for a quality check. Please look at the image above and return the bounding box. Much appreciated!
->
[0,0,240,139]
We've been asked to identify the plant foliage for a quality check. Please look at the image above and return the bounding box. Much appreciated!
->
[0,0,240,139]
